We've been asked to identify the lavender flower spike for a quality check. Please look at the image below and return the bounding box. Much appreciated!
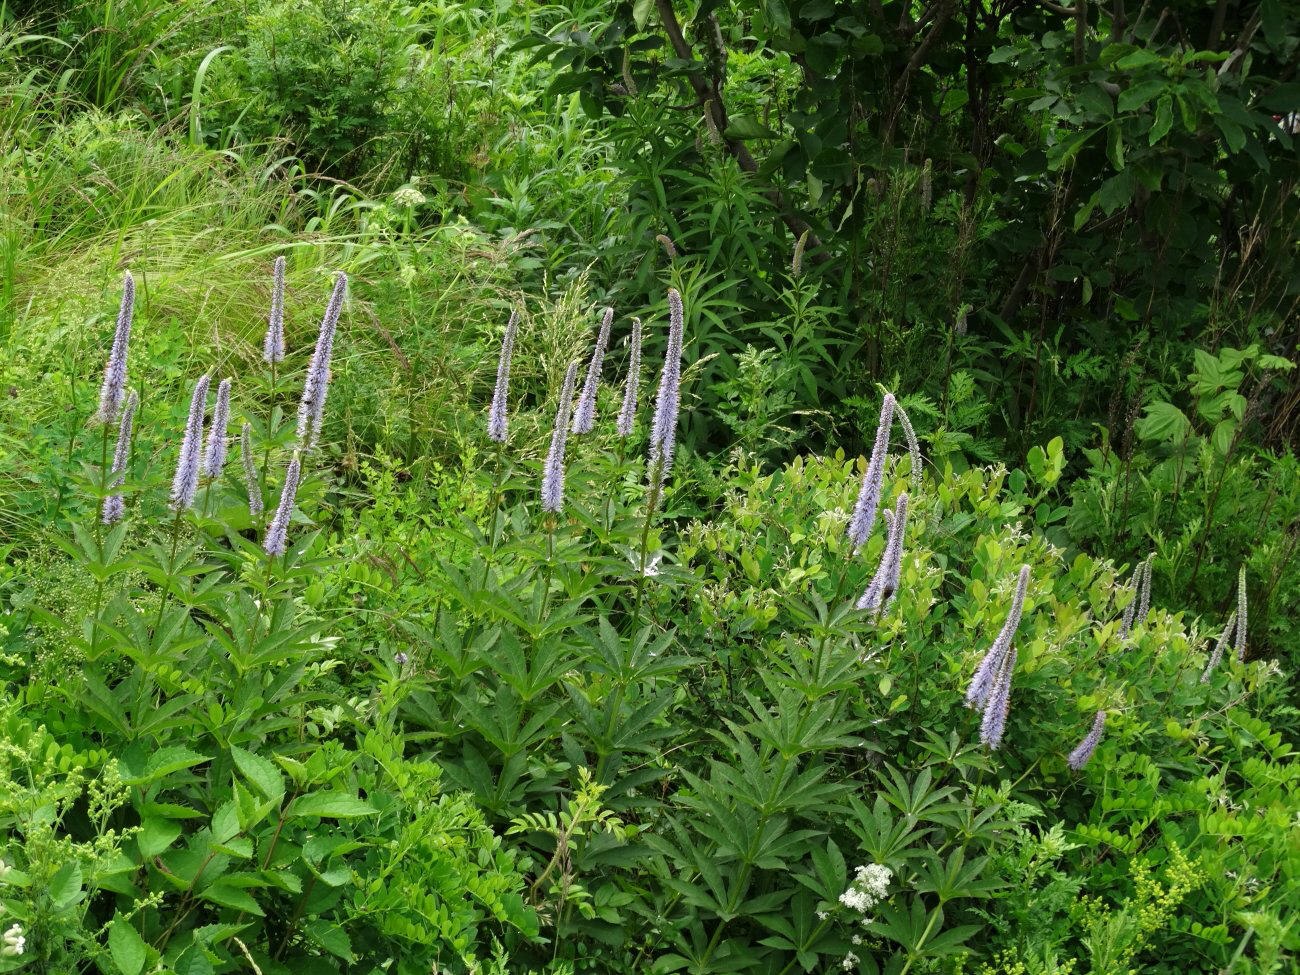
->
[894,400,923,497]
[1117,561,1141,640]
[170,373,211,511]
[617,317,643,437]
[541,362,580,513]
[264,451,303,556]
[241,422,263,517]
[1200,610,1238,683]
[97,270,136,423]
[1235,567,1248,661]
[966,564,1031,709]
[487,309,519,443]
[847,393,896,552]
[572,307,613,435]
[1067,710,1107,770]
[649,290,685,474]
[296,271,347,446]
[263,256,286,364]
[857,494,909,615]
[979,646,1017,749]
[101,391,138,525]
[1136,554,1153,622]
[856,510,895,613]
[203,378,232,478]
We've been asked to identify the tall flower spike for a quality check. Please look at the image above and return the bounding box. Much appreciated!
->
[101,391,138,525]
[857,494,909,616]
[1067,710,1107,771]
[966,564,1031,709]
[856,510,895,614]
[203,378,232,478]
[979,646,1016,749]
[1117,561,1141,640]
[1136,554,1153,622]
[296,271,347,447]
[240,422,262,517]
[1235,567,1248,661]
[541,362,580,513]
[264,256,286,364]
[97,270,136,423]
[846,393,896,552]
[170,373,211,511]
[572,307,613,435]
[1200,610,1238,683]
[617,317,643,437]
[894,400,923,498]
[487,308,519,443]
[648,289,684,474]
[264,451,302,556]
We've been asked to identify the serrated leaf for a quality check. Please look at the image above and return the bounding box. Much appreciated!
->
[231,746,285,803]
[289,792,377,819]
[138,817,183,858]
[200,882,264,915]
[108,917,148,975]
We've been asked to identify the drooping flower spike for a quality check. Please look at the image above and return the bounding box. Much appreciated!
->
[241,422,262,518]
[847,393,896,552]
[648,289,684,475]
[1067,710,1107,770]
[1116,560,1142,641]
[616,317,643,437]
[894,401,923,498]
[296,271,347,447]
[97,270,135,423]
[1200,610,1238,683]
[264,451,302,556]
[170,373,211,511]
[203,378,232,479]
[264,256,286,364]
[1136,554,1153,623]
[101,391,138,525]
[487,308,519,443]
[572,306,613,435]
[540,362,580,514]
[966,564,1031,709]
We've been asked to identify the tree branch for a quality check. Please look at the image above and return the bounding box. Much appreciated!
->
[652,0,829,261]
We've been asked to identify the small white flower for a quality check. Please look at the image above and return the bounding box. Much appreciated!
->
[816,910,828,920]
[851,934,862,945]
[1,923,24,957]
[842,951,859,971]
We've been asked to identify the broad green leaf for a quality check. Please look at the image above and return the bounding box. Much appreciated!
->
[231,746,285,803]
[632,0,654,29]
[49,861,83,910]
[289,792,378,819]
[138,817,182,857]
[723,115,779,140]
[1135,401,1191,444]
[108,917,148,975]
[1118,79,1166,112]
[200,882,264,915]
[1150,94,1173,144]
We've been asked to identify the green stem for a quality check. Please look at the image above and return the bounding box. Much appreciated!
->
[150,509,186,642]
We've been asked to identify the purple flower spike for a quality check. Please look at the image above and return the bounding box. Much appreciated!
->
[572,306,613,435]
[857,493,909,616]
[1067,710,1107,770]
[97,271,135,423]
[1235,567,1247,662]
[264,451,303,556]
[966,565,1031,709]
[979,646,1016,749]
[102,391,138,525]
[847,393,896,552]
[649,289,685,475]
[894,401,922,498]
[264,256,286,364]
[203,378,232,478]
[487,308,519,443]
[170,373,211,511]
[296,271,347,447]
[1200,610,1238,683]
[541,362,580,513]
[241,422,262,518]
[617,317,643,437]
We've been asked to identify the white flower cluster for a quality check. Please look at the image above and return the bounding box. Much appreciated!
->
[841,951,859,970]
[838,862,892,917]
[1,923,23,958]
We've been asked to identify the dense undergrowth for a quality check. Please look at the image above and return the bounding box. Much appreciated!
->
[0,0,1298,972]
